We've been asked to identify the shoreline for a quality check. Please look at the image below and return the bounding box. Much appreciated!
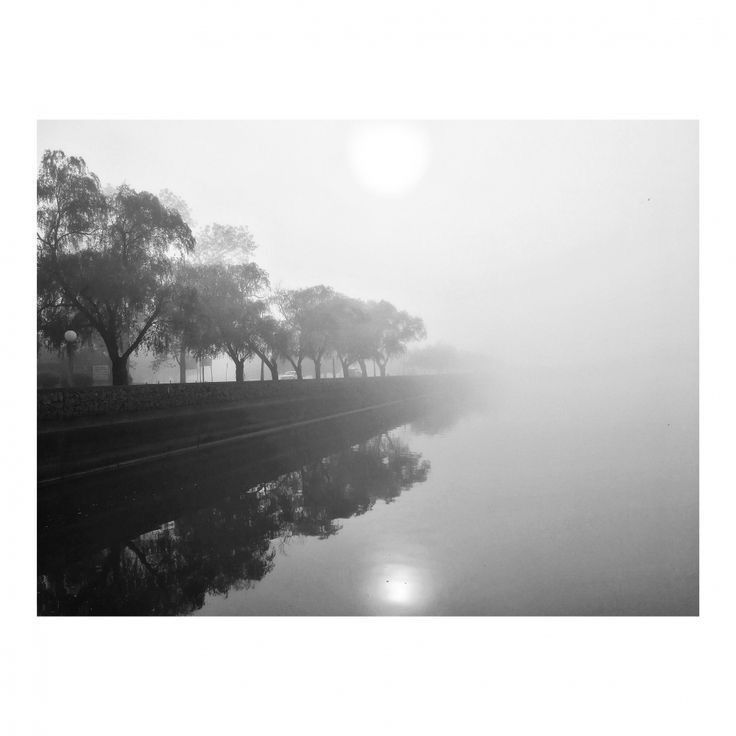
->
[38,375,471,481]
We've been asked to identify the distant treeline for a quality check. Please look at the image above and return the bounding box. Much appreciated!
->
[37,151,426,385]
[404,343,487,374]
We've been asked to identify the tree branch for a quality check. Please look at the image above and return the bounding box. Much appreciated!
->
[123,304,162,360]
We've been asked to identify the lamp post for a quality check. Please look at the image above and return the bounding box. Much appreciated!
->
[64,330,77,386]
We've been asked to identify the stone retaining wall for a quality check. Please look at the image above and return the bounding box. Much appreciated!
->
[38,375,451,422]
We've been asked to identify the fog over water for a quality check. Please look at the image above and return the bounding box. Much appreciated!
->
[37,122,697,614]
[38,384,697,615]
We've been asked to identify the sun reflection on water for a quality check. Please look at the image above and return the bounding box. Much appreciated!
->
[366,562,433,612]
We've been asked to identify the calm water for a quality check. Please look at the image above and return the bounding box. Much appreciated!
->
[38,378,698,615]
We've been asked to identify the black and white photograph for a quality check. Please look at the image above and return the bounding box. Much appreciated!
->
[4,2,734,735]
[35,120,698,616]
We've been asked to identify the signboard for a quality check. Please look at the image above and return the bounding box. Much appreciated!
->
[92,364,110,382]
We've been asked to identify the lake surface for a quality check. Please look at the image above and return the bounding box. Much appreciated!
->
[38,377,698,615]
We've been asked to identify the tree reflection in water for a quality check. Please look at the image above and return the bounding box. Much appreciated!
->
[38,430,430,615]
[409,387,487,436]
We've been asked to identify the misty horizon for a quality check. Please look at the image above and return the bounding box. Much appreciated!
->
[37,121,697,391]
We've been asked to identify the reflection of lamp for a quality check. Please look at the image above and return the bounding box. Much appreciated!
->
[64,330,77,386]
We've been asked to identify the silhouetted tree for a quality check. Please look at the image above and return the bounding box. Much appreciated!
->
[328,295,373,377]
[248,314,292,381]
[194,262,270,382]
[276,285,339,379]
[37,151,430,388]
[366,300,426,376]
[37,151,195,384]
[150,262,214,383]
[37,151,106,355]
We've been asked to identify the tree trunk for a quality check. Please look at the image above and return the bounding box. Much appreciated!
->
[260,359,265,381]
[341,359,351,378]
[179,344,187,384]
[269,361,279,381]
[235,360,245,383]
[379,361,387,377]
[358,358,368,378]
[112,355,129,386]
[314,357,321,380]
[296,358,303,380]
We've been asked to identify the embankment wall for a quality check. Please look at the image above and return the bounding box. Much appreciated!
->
[38,375,463,481]
[38,375,448,423]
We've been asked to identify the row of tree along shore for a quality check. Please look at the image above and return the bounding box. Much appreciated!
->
[38,151,426,386]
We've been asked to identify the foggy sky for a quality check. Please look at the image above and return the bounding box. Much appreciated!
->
[37,121,697,386]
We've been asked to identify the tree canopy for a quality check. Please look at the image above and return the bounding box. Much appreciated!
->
[193,262,271,382]
[38,152,195,383]
[193,223,256,265]
[365,300,427,376]
[37,149,431,385]
[275,285,338,379]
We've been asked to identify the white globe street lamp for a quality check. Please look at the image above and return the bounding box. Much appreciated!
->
[64,330,78,386]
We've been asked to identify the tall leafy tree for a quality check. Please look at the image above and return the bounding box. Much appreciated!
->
[323,298,426,378]
[150,262,213,383]
[296,285,338,380]
[366,300,426,376]
[248,313,292,381]
[37,151,106,354]
[276,285,338,379]
[329,295,373,377]
[150,196,261,381]
[194,262,271,382]
[275,289,307,379]
[37,150,106,256]
[37,151,195,384]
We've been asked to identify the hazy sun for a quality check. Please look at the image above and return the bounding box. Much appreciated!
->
[347,123,431,198]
